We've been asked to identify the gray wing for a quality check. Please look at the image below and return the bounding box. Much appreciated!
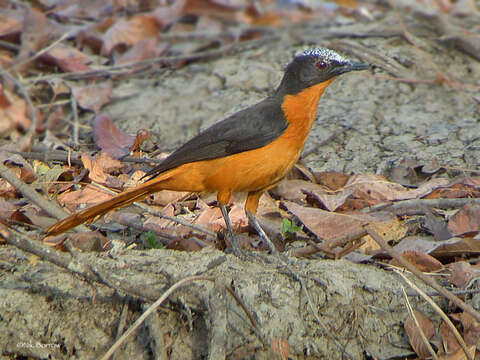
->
[144,97,288,179]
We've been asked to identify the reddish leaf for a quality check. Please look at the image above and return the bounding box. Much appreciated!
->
[346,174,450,202]
[404,310,435,358]
[73,82,113,113]
[283,200,384,241]
[448,203,480,237]
[93,114,135,158]
[448,261,480,288]
[16,8,62,72]
[81,153,123,189]
[151,190,190,207]
[440,321,461,354]
[0,84,33,136]
[271,179,323,204]
[57,184,114,211]
[272,338,290,359]
[40,44,92,72]
[390,250,443,272]
[458,312,480,348]
[165,237,204,251]
[307,188,354,212]
[101,14,161,55]
[115,38,168,66]
[95,152,124,174]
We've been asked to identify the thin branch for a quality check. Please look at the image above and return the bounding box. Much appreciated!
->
[401,287,439,360]
[100,275,213,360]
[366,226,480,323]
[27,35,278,82]
[9,30,75,71]
[369,198,480,215]
[398,273,471,360]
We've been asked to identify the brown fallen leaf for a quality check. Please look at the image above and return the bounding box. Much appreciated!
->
[448,261,480,288]
[404,309,435,359]
[457,312,480,348]
[93,114,135,158]
[283,200,392,241]
[101,14,161,55]
[57,184,114,211]
[440,320,461,355]
[271,179,324,204]
[73,82,113,113]
[151,190,191,207]
[390,250,443,272]
[314,170,350,190]
[115,38,169,66]
[448,203,480,237]
[0,83,33,136]
[306,188,354,212]
[346,174,450,202]
[95,152,124,174]
[16,8,62,72]
[40,44,92,72]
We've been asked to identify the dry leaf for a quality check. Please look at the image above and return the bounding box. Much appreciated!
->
[73,82,113,113]
[57,184,113,211]
[448,261,480,288]
[390,250,443,272]
[404,309,435,359]
[40,44,92,72]
[93,114,135,158]
[101,14,161,55]
[283,200,391,241]
[448,203,480,237]
[440,320,461,355]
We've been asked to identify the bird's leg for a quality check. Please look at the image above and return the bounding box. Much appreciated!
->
[244,190,282,256]
[220,204,246,259]
[245,210,279,256]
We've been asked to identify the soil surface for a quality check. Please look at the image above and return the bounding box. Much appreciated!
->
[1,5,480,360]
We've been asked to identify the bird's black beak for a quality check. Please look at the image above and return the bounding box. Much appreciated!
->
[332,61,370,76]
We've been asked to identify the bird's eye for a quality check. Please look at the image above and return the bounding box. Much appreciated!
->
[316,61,327,69]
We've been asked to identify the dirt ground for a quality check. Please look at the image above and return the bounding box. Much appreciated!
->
[1,5,480,360]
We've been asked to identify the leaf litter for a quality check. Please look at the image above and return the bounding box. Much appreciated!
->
[1,0,480,358]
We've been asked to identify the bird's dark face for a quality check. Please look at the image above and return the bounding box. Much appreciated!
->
[278,48,369,95]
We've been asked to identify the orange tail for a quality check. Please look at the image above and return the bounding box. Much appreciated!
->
[46,178,165,236]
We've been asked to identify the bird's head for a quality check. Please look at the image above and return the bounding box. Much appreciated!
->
[277,47,369,95]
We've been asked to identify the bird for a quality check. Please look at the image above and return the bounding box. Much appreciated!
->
[46,47,369,257]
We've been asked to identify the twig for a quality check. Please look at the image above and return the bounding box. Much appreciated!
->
[225,283,257,329]
[401,287,438,360]
[366,226,480,323]
[8,149,164,165]
[0,67,38,151]
[100,275,213,360]
[1,226,158,301]
[9,30,75,71]
[398,272,471,360]
[27,36,279,82]
[369,198,480,215]
[0,162,84,225]
[70,88,79,147]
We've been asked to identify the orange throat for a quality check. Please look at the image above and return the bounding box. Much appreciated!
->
[281,78,335,141]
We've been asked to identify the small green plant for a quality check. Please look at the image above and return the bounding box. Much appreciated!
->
[143,231,163,249]
[281,218,302,239]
